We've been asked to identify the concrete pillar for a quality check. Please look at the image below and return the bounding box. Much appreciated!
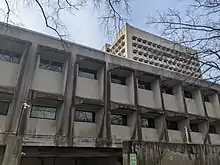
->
[56,53,76,145]
[179,119,190,143]
[96,62,111,145]
[151,79,162,109]
[127,73,135,105]
[173,85,185,113]
[194,89,206,116]
[199,121,210,144]
[5,43,38,134]
[175,84,192,143]
[210,94,220,118]
[130,72,142,141]
[155,115,168,142]
[2,136,22,165]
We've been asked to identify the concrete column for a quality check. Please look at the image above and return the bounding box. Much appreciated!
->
[129,72,142,141]
[179,119,190,143]
[199,121,210,144]
[194,89,206,116]
[210,94,220,118]
[173,85,185,113]
[151,79,162,109]
[56,53,76,145]
[127,73,135,105]
[155,115,168,142]
[5,43,38,134]
[2,136,22,165]
[96,62,111,145]
[175,84,192,143]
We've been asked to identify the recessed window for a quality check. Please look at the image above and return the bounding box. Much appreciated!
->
[190,123,199,132]
[78,67,97,79]
[204,96,210,102]
[184,90,193,99]
[162,86,173,95]
[138,80,151,90]
[39,58,63,72]
[111,114,127,126]
[111,75,126,85]
[209,125,217,134]
[75,110,95,123]
[167,121,178,130]
[0,101,9,116]
[30,105,57,120]
[0,49,20,64]
[141,118,155,128]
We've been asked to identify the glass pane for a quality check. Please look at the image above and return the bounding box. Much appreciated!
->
[0,102,9,116]
[75,110,95,122]
[78,68,96,79]
[31,106,56,119]
[0,51,20,64]
[39,59,63,72]
[111,75,126,85]
[111,114,127,125]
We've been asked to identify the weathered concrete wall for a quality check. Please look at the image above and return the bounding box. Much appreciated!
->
[123,141,220,165]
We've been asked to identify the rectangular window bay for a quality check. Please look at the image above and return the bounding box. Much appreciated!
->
[78,67,97,79]
[39,58,63,72]
[74,110,95,123]
[111,114,127,126]
[31,105,57,120]
[0,49,20,64]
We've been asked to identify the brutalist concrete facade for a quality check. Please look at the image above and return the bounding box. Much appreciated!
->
[0,22,220,165]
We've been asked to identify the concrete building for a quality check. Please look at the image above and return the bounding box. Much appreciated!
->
[104,24,201,78]
[0,22,220,165]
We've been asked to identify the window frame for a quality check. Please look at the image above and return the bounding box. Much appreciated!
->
[0,101,10,116]
[141,118,155,128]
[184,90,193,99]
[78,67,97,80]
[74,110,96,123]
[111,114,127,126]
[111,74,126,85]
[30,105,57,120]
[190,123,199,132]
[0,49,21,64]
[209,125,217,134]
[162,86,173,95]
[39,58,63,72]
[167,120,179,130]
[138,80,151,90]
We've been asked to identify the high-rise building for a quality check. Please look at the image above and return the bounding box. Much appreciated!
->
[104,24,201,78]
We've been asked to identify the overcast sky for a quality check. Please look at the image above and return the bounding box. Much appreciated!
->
[0,0,190,49]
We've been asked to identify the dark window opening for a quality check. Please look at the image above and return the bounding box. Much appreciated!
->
[167,121,178,130]
[74,110,95,123]
[78,67,97,79]
[209,125,217,134]
[162,86,173,95]
[190,123,199,132]
[39,58,63,72]
[141,118,155,128]
[0,101,9,116]
[0,49,20,64]
[204,96,210,102]
[138,80,151,90]
[111,75,126,85]
[30,105,57,120]
[111,114,127,126]
[184,90,193,99]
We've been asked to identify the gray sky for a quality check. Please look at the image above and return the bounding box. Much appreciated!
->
[0,0,190,49]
